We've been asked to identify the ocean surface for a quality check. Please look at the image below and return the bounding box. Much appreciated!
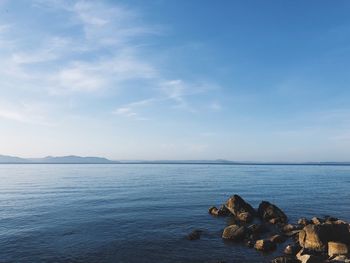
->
[0,164,349,263]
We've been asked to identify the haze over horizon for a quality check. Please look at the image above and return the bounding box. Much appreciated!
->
[1,0,350,162]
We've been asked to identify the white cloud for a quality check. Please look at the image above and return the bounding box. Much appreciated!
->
[0,101,54,126]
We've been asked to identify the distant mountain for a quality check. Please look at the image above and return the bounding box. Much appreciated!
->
[0,155,118,164]
[0,155,29,163]
[31,155,116,164]
[1,155,350,165]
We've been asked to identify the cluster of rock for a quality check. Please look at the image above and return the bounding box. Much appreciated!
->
[204,194,350,263]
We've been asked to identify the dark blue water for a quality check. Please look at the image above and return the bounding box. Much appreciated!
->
[0,164,349,263]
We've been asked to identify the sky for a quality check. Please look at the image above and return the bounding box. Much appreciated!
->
[1,0,350,161]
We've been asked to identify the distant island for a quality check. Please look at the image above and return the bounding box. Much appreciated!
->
[1,154,350,165]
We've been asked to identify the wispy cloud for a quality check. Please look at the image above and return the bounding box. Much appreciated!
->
[0,0,221,127]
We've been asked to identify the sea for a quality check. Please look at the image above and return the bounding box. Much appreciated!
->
[0,164,349,263]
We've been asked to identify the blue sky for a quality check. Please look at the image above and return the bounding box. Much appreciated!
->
[1,0,350,161]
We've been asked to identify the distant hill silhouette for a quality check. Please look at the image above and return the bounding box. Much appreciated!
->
[0,155,350,165]
[0,155,117,164]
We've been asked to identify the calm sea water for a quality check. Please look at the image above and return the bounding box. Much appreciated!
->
[0,164,349,263]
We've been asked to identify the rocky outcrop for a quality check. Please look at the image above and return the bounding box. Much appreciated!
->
[225,195,255,222]
[206,194,350,263]
[258,201,287,224]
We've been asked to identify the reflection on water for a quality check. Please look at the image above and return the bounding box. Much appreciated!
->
[0,164,349,262]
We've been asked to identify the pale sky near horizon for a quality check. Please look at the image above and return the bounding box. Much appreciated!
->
[1,0,350,161]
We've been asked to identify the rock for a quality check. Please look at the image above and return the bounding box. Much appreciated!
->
[271,256,299,263]
[254,239,277,252]
[236,211,253,222]
[311,217,324,225]
[270,234,287,243]
[225,195,255,222]
[283,224,302,233]
[222,224,246,241]
[325,216,339,223]
[209,206,219,216]
[284,244,301,255]
[331,255,350,262]
[298,218,311,226]
[187,229,202,240]
[258,201,287,224]
[299,223,350,251]
[296,248,327,263]
[245,239,255,248]
[218,205,230,216]
[328,242,348,257]
[209,205,230,216]
[284,230,301,237]
[248,223,269,234]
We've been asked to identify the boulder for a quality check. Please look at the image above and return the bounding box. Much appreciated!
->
[328,242,348,257]
[258,201,287,224]
[186,229,202,240]
[299,223,350,251]
[271,256,299,263]
[225,195,255,222]
[254,239,277,252]
[222,224,246,241]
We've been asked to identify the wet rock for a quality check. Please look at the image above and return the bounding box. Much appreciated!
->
[218,205,230,216]
[187,229,202,240]
[271,256,299,263]
[311,217,324,225]
[254,239,277,252]
[284,243,301,255]
[209,205,229,216]
[299,223,350,251]
[222,224,246,241]
[283,224,302,233]
[325,216,339,223]
[298,218,311,226]
[296,248,327,263]
[209,206,219,216]
[330,255,350,262]
[258,201,287,224]
[225,195,255,222]
[245,239,255,248]
[270,234,287,243]
[328,242,348,257]
[248,223,269,235]
[236,211,253,222]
